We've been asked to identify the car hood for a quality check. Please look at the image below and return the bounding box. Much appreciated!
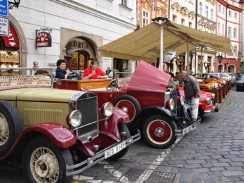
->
[0,88,82,102]
[127,61,170,93]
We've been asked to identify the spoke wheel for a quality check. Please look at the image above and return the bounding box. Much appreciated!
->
[23,137,74,183]
[0,113,9,146]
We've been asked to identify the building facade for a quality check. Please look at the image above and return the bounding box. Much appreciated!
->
[0,0,137,75]
[216,0,242,73]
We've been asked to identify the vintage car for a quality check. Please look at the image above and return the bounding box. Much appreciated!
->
[56,61,200,149]
[0,68,140,183]
[178,87,216,118]
[236,74,244,91]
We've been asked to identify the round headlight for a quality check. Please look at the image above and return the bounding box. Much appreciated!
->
[212,93,215,99]
[103,102,114,117]
[206,97,211,102]
[69,110,82,128]
[180,96,185,106]
[169,99,175,110]
[222,80,226,84]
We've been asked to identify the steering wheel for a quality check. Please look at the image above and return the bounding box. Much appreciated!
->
[106,79,119,91]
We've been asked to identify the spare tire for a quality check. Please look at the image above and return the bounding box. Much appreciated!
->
[113,95,141,127]
[0,100,23,156]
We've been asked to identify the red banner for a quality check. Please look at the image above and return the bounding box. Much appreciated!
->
[1,24,19,49]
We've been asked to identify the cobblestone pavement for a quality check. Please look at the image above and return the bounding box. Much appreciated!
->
[1,88,244,183]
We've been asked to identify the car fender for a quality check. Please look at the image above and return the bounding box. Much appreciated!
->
[132,106,173,130]
[21,122,77,148]
[0,122,77,161]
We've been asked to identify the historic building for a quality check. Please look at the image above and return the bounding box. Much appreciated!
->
[216,0,243,73]
[1,0,137,74]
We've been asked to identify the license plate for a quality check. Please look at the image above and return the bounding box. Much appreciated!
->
[105,141,126,159]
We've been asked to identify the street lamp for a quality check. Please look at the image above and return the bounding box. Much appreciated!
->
[9,0,21,9]
[217,54,223,64]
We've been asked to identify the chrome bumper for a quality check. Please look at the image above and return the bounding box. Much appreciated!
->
[175,118,201,136]
[66,131,141,176]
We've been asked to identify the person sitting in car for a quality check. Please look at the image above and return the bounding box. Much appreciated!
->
[83,59,108,79]
[55,59,70,79]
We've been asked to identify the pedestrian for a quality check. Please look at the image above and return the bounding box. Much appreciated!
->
[31,61,39,75]
[83,59,108,79]
[181,70,200,122]
[55,59,70,79]
[105,66,113,78]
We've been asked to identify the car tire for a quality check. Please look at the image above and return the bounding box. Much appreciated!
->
[113,95,141,127]
[142,115,177,149]
[107,122,130,161]
[198,107,204,120]
[0,100,23,156]
[22,137,74,183]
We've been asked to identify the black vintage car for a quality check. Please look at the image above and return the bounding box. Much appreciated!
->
[236,74,244,91]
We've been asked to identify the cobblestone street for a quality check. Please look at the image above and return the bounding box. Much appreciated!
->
[1,88,244,183]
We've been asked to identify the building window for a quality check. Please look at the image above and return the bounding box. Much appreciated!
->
[228,10,232,18]
[172,14,177,23]
[234,12,238,19]
[189,22,192,28]
[221,24,225,36]
[217,22,221,34]
[206,6,208,18]
[228,27,232,38]
[218,4,221,13]
[199,2,202,15]
[142,11,149,27]
[210,9,214,20]
[181,18,185,25]
[121,0,128,6]
[233,28,237,39]
[233,45,238,56]
[222,6,225,15]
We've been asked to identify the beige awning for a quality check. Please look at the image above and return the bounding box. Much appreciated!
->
[98,20,234,62]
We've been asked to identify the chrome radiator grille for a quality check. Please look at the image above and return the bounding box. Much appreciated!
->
[72,92,99,143]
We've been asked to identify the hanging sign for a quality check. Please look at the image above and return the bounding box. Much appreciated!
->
[36,28,52,47]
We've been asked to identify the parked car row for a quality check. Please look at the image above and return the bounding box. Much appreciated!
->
[0,63,220,183]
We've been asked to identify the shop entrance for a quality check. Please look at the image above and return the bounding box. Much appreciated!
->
[65,37,96,71]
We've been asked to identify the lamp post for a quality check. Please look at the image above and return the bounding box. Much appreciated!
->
[9,0,21,9]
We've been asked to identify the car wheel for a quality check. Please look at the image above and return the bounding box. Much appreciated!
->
[113,95,141,127]
[107,122,130,161]
[198,107,204,120]
[142,115,177,149]
[0,100,23,156]
[22,137,74,183]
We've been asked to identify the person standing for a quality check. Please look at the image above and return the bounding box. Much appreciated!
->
[181,70,200,122]
[55,59,70,79]
[31,61,39,75]
[83,59,108,79]
[105,66,113,78]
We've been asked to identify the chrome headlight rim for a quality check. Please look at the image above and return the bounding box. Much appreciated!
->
[206,97,211,102]
[103,102,114,117]
[69,110,82,128]
[180,96,185,106]
[169,99,175,110]
[211,93,215,99]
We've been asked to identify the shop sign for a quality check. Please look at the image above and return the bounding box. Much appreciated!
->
[0,0,9,17]
[0,17,9,36]
[36,29,52,47]
[2,24,19,48]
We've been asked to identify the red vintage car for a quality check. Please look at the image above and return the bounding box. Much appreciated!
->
[56,61,200,149]
[178,87,216,118]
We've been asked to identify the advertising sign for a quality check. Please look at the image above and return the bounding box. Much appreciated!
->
[36,30,52,47]
[0,16,8,36]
